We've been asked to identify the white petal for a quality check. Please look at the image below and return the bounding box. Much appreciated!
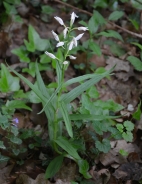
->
[73,37,77,47]
[68,41,74,51]
[51,30,59,41]
[127,104,134,111]
[69,55,76,60]
[54,16,64,26]
[75,33,84,41]
[78,27,89,31]
[63,27,68,39]
[70,12,78,26]
[63,61,68,65]
[56,42,64,47]
[45,51,56,59]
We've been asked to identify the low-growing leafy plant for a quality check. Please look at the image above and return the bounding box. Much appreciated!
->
[9,12,135,179]
[11,25,51,77]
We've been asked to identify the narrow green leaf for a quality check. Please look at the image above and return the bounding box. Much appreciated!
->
[133,101,141,120]
[55,136,81,160]
[132,42,142,51]
[68,114,120,121]
[59,102,73,138]
[108,11,124,21]
[0,64,20,92]
[45,155,64,179]
[61,69,112,103]
[35,63,55,140]
[77,159,92,179]
[88,11,106,34]
[9,66,46,102]
[38,83,62,114]
[98,30,123,42]
[63,73,101,87]
[89,41,101,56]
[127,56,142,71]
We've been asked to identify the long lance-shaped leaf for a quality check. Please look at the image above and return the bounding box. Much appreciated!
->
[63,73,103,87]
[35,63,55,140]
[60,69,112,103]
[68,114,121,121]
[45,155,64,179]
[55,136,81,160]
[35,62,51,99]
[9,66,46,102]
[59,102,73,138]
[38,82,63,114]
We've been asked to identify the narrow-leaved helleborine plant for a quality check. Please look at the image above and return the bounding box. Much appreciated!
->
[10,12,115,179]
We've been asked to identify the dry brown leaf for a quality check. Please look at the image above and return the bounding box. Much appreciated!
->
[89,168,110,184]
[16,173,51,184]
[0,164,14,184]
[105,56,130,72]
[113,163,142,181]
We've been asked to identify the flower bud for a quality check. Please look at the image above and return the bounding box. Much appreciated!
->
[73,37,77,47]
[63,61,68,65]
[54,16,64,26]
[68,41,74,51]
[45,51,56,59]
[56,42,64,47]
[70,12,78,26]
[75,33,84,41]
[51,30,59,41]
[69,55,76,60]
[63,27,68,39]
[78,27,89,31]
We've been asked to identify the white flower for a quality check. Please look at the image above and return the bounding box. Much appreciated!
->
[70,12,78,26]
[75,33,84,41]
[51,30,59,41]
[63,61,68,65]
[56,41,64,47]
[68,41,74,51]
[69,55,76,60]
[78,27,89,31]
[73,37,77,47]
[54,16,64,26]
[45,51,56,59]
[63,27,68,39]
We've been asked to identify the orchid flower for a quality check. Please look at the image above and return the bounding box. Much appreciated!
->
[70,12,78,26]
[51,30,59,41]
[45,51,56,59]
[54,16,64,26]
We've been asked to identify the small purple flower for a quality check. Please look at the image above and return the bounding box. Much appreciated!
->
[12,118,19,124]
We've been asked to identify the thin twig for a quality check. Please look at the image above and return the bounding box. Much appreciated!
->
[51,0,142,39]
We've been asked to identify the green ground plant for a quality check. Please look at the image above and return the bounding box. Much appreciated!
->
[9,12,135,179]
